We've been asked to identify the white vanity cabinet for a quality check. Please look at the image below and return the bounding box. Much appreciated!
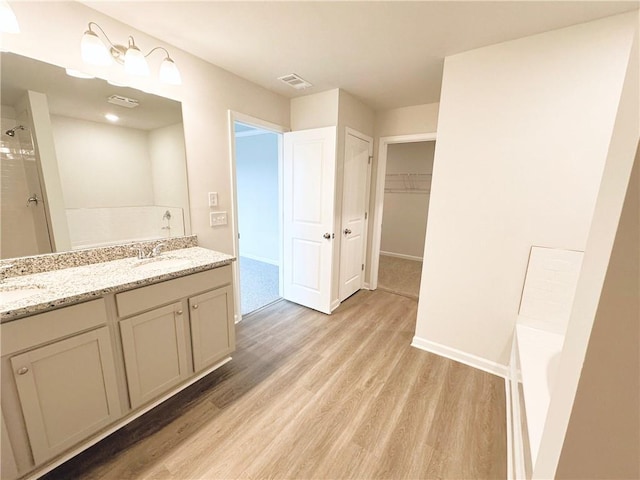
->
[1,299,121,470]
[119,302,190,409]
[1,260,235,480]
[10,327,121,465]
[115,265,234,409]
[189,285,235,372]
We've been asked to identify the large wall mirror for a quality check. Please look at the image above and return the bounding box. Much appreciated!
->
[1,52,191,260]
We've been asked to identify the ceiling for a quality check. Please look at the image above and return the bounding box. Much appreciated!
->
[84,1,639,111]
[1,52,182,130]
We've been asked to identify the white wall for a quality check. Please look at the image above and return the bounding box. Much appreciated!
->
[149,123,189,208]
[5,1,290,255]
[290,89,339,131]
[414,13,638,368]
[535,19,639,478]
[235,131,280,264]
[374,103,439,138]
[380,142,434,259]
[556,144,639,480]
[51,115,154,208]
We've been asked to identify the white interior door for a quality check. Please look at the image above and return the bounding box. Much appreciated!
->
[283,127,336,314]
[339,130,372,301]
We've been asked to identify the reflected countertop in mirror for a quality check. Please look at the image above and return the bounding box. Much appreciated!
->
[1,52,191,261]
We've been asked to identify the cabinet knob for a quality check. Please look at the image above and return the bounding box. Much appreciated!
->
[176,310,183,315]
[192,304,199,310]
[16,367,29,375]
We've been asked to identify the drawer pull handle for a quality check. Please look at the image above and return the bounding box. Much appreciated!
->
[176,310,183,315]
[192,304,199,310]
[17,367,29,375]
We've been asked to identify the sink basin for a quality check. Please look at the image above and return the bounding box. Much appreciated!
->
[0,286,44,304]
[132,257,193,273]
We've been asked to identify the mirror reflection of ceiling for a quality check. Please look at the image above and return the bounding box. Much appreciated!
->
[1,53,182,131]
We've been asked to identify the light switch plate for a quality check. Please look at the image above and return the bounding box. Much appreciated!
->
[210,211,227,227]
[208,192,218,207]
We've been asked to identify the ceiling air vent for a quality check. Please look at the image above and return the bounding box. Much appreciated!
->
[278,73,312,90]
[107,94,140,108]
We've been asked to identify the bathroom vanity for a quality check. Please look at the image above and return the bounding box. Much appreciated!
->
[0,240,235,479]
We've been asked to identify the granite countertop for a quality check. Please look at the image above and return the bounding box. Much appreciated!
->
[0,247,235,322]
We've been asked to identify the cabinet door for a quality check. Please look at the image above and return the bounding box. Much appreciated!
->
[120,302,188,409]
[189,286,235,372]
[10,327,120,465]
[1,409,19,480]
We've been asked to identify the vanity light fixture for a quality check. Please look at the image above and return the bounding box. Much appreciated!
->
[80,22,182,85]
[0,0,20,33]
[65,68,95,79]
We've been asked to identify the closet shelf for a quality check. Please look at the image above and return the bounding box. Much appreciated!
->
[384,173,432,194]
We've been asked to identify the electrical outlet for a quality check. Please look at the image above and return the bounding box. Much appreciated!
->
[208,192,218,207]
[210,211,227,226]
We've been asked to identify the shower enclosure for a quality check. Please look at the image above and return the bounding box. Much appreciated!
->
[1,118,53,258]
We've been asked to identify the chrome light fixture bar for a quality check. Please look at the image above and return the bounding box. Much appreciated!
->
[80,22,181,85]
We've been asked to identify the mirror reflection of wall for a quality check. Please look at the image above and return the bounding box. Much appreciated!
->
[0,52,191,259]
[0,117,52,258]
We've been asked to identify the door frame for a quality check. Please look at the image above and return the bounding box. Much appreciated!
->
[228,110,286,323]
[369,132,437,290]
[339,127,373,300]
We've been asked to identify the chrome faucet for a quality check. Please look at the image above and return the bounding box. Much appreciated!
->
[150,242,167,257]
[131,243,167,260]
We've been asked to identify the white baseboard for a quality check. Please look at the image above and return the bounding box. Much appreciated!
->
[380,251,423,262]
[363,282,371,290]
[411,336,509,378]
[238,253,280,266]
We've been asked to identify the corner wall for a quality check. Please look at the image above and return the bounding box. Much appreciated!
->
[414,12,637,368]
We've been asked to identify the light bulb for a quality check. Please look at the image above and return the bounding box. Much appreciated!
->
[0,1,19,34]
[124,45,149,76]
[81,30,112,66]
[159,57,182,85]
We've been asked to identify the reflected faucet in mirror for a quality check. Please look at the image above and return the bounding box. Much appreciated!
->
[1,52,192,260]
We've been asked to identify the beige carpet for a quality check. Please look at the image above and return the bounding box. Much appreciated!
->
[377,254,423,299]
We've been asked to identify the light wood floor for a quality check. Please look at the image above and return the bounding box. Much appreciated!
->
[44,290,506,480]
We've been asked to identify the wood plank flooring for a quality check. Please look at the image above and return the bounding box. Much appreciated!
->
[44,290,506,480]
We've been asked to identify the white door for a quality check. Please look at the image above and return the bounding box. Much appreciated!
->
[339,130,372,301]
[283,127,336,314]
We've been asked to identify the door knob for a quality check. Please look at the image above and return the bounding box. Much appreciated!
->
[323,233,331,239]
[344,228,352,235]
[26,194,39,207]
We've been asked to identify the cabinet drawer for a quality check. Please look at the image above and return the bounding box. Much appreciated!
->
[1,299,108,356]
[115,266,232,318]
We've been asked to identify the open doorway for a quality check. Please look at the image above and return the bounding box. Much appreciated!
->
[231,117,283,318]
[370,133,436,299]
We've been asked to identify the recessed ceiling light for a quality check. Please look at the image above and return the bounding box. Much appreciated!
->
[105,113,119,122]
[65,68,95,79]
[278,73,312,90]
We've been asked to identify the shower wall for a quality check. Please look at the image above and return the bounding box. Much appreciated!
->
[1,115,52,258]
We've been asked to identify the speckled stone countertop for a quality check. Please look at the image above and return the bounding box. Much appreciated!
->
[0,247,235,322]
